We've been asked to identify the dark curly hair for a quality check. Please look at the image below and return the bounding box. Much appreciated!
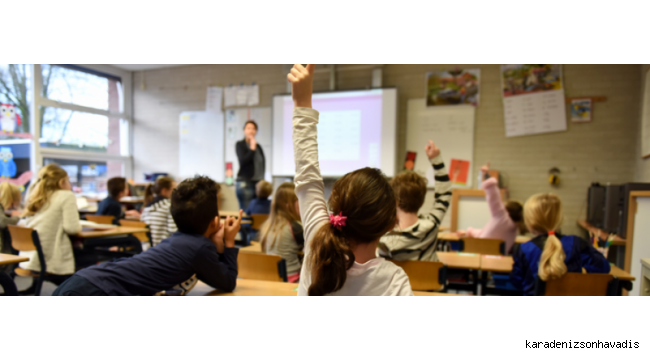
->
[170,175,221,235]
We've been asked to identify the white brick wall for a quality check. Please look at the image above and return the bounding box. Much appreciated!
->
[133,64,642,235]
[636,65,650,182]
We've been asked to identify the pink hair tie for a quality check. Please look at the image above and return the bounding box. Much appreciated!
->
[329,211,347,230]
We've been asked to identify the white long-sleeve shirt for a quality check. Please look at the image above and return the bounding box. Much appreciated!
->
[292,107,413,296]
[20,190,81,275]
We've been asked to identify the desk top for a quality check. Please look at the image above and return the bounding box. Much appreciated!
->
[577,220,626,246]
[241,241,262,253]
[120,197,144,204]
[436,252,481,269]
[480,255,514,273]
[438,232,459,241]
[219,210,251,219]
[0,254,29,266]
[74,226,149,239]
[609,265,636,281]
[191,278,298,296]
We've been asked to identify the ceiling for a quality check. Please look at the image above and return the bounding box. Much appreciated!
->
[109,64,187,71]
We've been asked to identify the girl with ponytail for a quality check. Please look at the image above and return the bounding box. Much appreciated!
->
[141,176,177,246]
[510,193,610,295]
[287,64,412,296]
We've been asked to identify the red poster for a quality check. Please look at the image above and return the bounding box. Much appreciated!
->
[449,159,470,185]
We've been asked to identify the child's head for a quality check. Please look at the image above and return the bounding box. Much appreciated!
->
[260,182,300,249]
[505,200,526,235]
[390,171,427,214]
[170,175,221,237]
[255,180,272,199]
[144,176,176,205]
[524,193,567,281]
[0,182,21,210]
[24,164,70,216]
[107,177,127,199]
[308,168,396,296]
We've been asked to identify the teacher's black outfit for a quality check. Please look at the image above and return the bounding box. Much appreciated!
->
[235,139,266,212]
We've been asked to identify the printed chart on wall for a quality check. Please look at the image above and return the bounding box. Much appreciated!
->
[224,107,272,182]
[641,69,650,159]
[501,65,567,137]
[406,99,475,189]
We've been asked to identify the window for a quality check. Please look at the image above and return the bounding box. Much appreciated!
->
[44,158,125,197]
[41,65,123,112]
[0,64,32,137]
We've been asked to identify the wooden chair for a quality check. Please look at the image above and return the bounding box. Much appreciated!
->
[8,225,47,296]
[237,252,287,282]
[250,214,269,231]
[388,259,447,291]
[119,219,151,246]
[534,273,619,296]
[460,237,504,255]
[86,215,115,225]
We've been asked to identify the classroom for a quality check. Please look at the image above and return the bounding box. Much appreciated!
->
[0,63,648,298]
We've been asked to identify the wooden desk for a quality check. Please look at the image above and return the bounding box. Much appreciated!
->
[577,220,626,246]
[190,278,298,296]
[78,208,98,214]
[241,241,262,253]
[73,226,149,239]
[219,210,251,219]
[436,252,480,269]
[438,232,459,242]
[609,264,636,282]
[480,255,514,273]
[120,197,144,204]
[0,254,29,266]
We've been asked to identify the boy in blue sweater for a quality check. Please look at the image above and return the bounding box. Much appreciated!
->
[54,175,241,296]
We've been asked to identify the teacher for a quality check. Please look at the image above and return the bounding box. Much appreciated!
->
[235,120,266,211]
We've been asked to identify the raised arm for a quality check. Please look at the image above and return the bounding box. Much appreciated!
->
[288,64,330,247]
[423,140,451,225]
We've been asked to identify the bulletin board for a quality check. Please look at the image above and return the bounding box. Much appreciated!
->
[406,99,475,188]
[641,68,650,159]
[224,107,272,182]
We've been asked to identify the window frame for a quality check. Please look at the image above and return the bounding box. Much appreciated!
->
[30,64,133,179]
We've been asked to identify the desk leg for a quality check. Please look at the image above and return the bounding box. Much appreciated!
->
[619,281,633,296]
[0,272,18,296]
[471,270,479,295]
[480,270,488,296]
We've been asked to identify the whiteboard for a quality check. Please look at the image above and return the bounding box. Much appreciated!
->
[179,111,224,182]
[641,69,650,159]
[224,107,272,182]
[457,197,492,231]
[630,197,650,296]
[406,99,475,188]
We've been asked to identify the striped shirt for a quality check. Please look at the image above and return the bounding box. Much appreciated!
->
[141,196,177,246]
[379,155,451,262]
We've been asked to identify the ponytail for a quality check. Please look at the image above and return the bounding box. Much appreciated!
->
[538,232,567,281]
[23,164,68,217]
[143,183,154,206]
[307,224,355,296]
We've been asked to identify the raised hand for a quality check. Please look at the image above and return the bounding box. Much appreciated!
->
[287,64,315,108]
[480,162,490,174]
[223,209,243,248]
[249,137,257,151]
[424,140,441,159]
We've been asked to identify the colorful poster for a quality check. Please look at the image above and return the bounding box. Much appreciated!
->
[501,64,562,97]
[449,159,470,185]
[403,151,416,171]
[426,69,480,107]
[570,98,592,122]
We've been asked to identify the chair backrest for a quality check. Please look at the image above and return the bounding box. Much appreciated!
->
[388,259,446,291]
[461,237,504,255]
[86,215,115,225]
[534,273,618,296]
[8,225,37,251]
[250,214,269,231]
[237,252,287,282]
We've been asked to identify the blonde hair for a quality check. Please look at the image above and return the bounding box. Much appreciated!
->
[524,193,566,281]
[256,180,273,199]
[23,164,69,217]
[0,182,21,210]
[260,183,300,251]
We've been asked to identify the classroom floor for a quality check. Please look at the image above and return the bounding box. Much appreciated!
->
[11,276,58,296]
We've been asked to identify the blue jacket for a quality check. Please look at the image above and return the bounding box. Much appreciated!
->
[511,234,610,295]
[245,198,271,216]
[96,196,123,225]
[76,232,239,295]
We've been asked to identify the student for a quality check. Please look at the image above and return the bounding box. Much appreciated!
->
[19,164,81,281]
[287,64,412,296]
[96,177,140,224]
[245,180,272,216]
[140,176,177,246]
[378,141,451,262]
[53,176,241,296]
[0,182,22,274]
[260,182,304,283]
[510,193,611,295]
[456,163,525,254]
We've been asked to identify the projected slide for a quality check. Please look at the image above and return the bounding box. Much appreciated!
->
[272,89,396,177]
